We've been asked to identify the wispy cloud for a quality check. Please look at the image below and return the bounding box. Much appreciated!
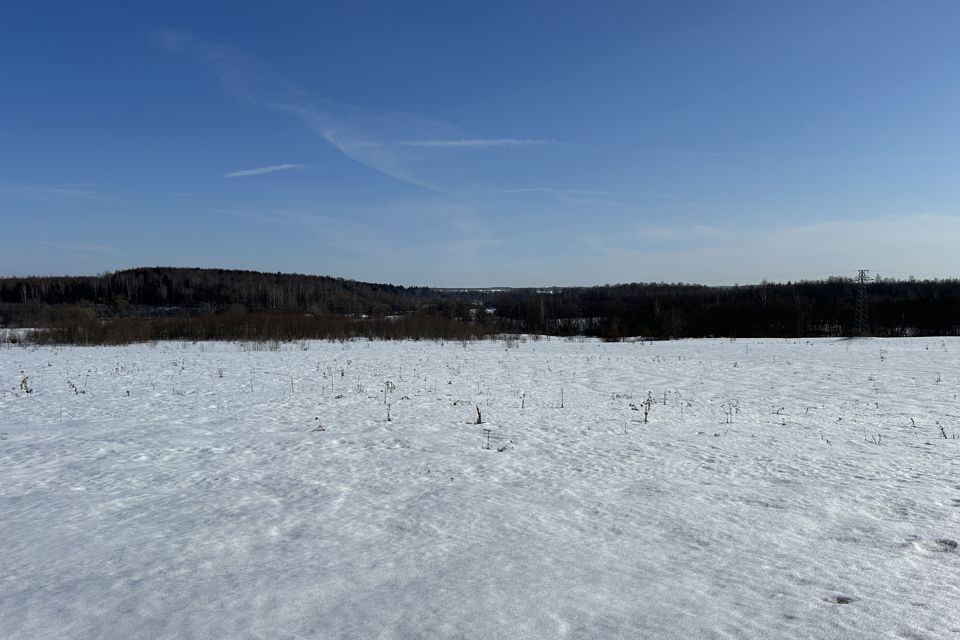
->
[216,207,385,250]
[573,213,960,285]
[215,203,504,286]
[494,186,621,206]
[891,154,960,161]
[223,163,305,178]
[1,183,105,201]
[497,187,614,196]
[216,197,500,256]
[41,241,119,254]
[150,28,193,52]
[633,147,739,158]
[154,31,555,192]
[578,223,733,251]
[687,224,730,238]
[397,138,555,149]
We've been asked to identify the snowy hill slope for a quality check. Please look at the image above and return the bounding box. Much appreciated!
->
[2,337,958,638]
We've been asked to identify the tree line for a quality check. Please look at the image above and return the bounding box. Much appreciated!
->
[1,268,958,344]
[490,278,960,339]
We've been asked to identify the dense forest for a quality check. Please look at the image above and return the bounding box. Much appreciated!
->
[1,267,958,344]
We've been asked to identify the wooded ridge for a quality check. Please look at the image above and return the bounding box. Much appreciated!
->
[2,267,958,342]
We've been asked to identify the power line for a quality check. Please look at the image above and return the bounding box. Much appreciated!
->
[855,269,870,336]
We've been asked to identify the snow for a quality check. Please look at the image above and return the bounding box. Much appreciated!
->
[2,336,959,639]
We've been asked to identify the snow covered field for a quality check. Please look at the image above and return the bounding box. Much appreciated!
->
[2,336,959,639]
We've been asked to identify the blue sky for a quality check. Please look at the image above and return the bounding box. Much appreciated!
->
[2,1,959,286]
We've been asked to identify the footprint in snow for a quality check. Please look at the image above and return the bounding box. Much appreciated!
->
[823,595,855,605]
[930,538,958,552]
[912,538,958,553]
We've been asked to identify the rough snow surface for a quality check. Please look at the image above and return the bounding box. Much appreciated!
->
[2,337,959,639]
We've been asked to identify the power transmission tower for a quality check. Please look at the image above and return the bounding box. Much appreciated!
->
[855,269,870,336]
